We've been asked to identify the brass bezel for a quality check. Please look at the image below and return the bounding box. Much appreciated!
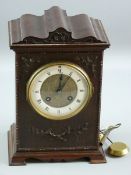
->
[26,62,93,120]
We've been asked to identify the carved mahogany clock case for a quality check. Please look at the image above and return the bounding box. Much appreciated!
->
[8,6,110,165]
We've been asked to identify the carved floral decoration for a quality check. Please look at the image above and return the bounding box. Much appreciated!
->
[30,122,88,142]
[21,57,41,74]
[21,29,101,44]
[77,54,99,77]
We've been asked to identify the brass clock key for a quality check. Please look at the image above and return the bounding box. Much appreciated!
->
[100,123,121,145]
[100,124,129,157]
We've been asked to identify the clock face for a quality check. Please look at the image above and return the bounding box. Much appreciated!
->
[27,62,93,120]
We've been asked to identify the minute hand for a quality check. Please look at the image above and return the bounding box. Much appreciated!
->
[58,76,70,92]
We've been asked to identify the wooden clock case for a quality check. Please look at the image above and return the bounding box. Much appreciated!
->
[8,6,110,165]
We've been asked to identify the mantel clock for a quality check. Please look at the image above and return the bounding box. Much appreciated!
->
[8,6,110,165]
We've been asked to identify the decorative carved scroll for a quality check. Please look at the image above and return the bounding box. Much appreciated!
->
[30,122,88,142]
[77,54,99,77]
[21,57,41,73]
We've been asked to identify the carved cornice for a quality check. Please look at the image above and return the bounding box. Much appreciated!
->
[9,6,110,45]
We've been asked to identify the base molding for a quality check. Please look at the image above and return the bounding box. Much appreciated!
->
[8,123,106,166]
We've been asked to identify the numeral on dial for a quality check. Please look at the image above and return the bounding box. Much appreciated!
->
[37,99,42,104]
[77,79,81,82]
[76,99,81,103]
[80,89,84,92]
[57,109,61,114]
[58,69,61,73]
[35,90,39,93]
[47,72,51,76]
[45,107,49,111]
[69,72,73,76]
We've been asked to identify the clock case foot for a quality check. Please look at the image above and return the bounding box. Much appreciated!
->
[8,123,106,166]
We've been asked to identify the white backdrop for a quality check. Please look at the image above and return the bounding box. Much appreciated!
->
[0,1,131,175]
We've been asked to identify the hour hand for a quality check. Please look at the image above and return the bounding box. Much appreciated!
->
[57,76,70,92]
[56,74,63,92]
